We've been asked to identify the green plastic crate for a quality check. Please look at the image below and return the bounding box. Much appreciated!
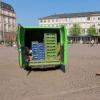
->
[44,33,57,61]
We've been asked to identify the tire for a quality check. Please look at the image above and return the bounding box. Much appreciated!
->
[60,64,66,73]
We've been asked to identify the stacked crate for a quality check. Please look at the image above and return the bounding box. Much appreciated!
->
[38,43,45,60]
[44,33,57,61]
[32,42,39,60]
[32,42,45,61]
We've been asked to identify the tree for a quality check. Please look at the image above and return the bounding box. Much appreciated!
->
[70,23,81,36]
[87,26,97,36]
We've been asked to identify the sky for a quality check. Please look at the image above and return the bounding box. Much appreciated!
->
[3,0,100,26]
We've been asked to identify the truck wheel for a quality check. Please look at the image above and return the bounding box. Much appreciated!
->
[60,64,66,73]
[24,66,32,71]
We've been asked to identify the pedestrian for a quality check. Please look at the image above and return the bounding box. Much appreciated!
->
[70,40,73,44]
[90,39,94,46]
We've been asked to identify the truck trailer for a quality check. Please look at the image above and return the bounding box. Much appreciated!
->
[17,25,67,70]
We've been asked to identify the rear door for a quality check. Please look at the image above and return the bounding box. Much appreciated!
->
[17,25,25,67]
[17,24,25,48]
[60,26,67,65]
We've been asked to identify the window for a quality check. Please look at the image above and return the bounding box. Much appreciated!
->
[87,17,90,20]
[56,19,58,22]
[4,17,6,23]
[98,17,100,20]
[66,18,68,21]
[8,18,10,24]
[48,19,50,23]
[52,19,54,22]
[40,20,42,23]
[44,20,46,23]
[98,24,100,26]
[8,24,11,32]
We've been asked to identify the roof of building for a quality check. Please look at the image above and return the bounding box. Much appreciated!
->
[39,11,100,20]
[0,1,15,12]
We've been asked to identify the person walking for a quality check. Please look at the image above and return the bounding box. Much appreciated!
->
[90,39,94,46]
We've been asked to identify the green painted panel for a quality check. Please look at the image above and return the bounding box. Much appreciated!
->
[63,26,68,65]
[17,25,25,67]
[24,26,61,29]
[60,26,68,65]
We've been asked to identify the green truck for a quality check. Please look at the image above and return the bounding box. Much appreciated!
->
[17,25,67,70]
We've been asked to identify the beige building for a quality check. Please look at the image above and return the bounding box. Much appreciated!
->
[0,1,16,42]
[38,11,100,36]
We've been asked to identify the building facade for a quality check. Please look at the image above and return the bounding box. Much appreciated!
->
[0,1,16,42]
[38,11,100,36]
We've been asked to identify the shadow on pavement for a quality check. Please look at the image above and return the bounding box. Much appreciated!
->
[26,65,66,76]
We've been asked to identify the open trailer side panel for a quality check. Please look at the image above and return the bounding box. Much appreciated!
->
[17,25,25,67]
[60,26,67,65]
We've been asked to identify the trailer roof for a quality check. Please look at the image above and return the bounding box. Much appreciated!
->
[24,26,62,29]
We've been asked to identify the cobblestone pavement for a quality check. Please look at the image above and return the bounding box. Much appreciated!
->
[0,44,100,100]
